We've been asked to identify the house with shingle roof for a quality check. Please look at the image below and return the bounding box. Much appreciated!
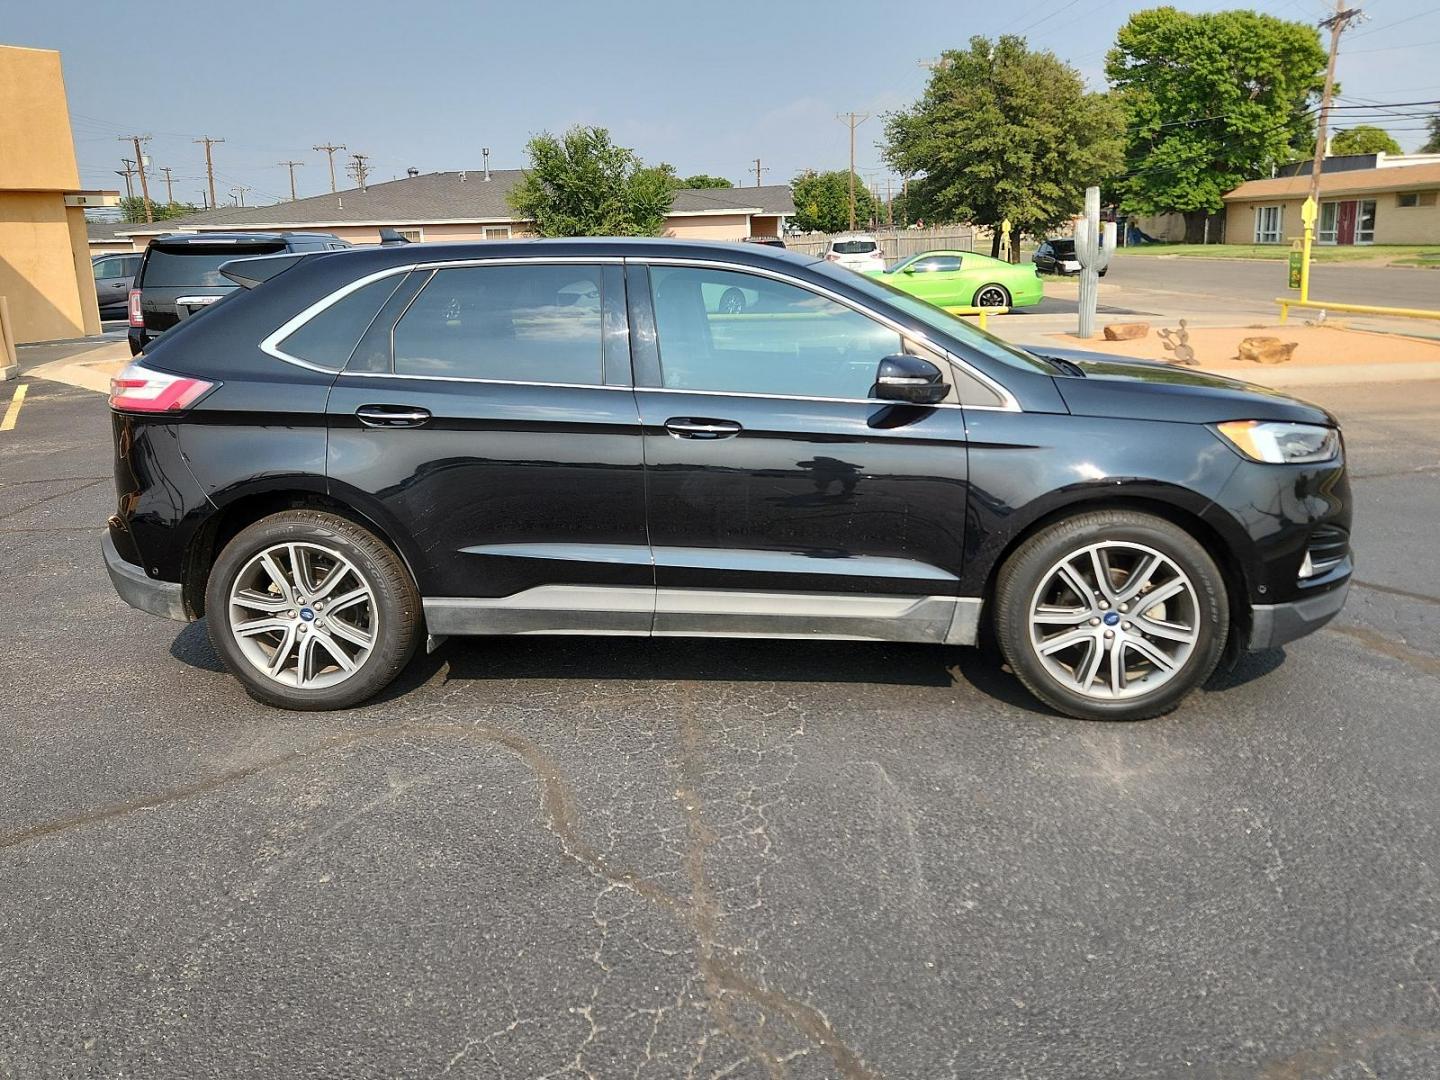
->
[107,170,794,250]
[1223,157,1440,246]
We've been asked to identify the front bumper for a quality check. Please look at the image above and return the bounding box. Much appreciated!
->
[102,530,187,622]
[1247,578,1350,651]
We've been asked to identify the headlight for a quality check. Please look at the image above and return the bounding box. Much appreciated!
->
[1214,420,1340,464]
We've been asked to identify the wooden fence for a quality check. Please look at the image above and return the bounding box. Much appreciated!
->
[783,226,979,261]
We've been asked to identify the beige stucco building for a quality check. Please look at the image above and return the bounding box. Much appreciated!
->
[110,172,794,251]
[0,44,117,346]
[1224,161,1440,247]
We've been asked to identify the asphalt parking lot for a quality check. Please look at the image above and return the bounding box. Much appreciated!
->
[2,372,1438,1079]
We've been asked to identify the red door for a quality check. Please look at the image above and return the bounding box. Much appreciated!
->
[1336,200,1358,245]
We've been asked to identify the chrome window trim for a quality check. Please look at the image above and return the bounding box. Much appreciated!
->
[636,256,1020,412]
[258,252,1019,412]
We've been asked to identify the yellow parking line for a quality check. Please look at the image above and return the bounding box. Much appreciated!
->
[0,382,28,432]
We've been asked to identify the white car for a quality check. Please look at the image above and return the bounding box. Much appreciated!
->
[822,234,886,273]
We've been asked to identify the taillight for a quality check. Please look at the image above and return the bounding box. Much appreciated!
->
[127,289,143,327]
[108,361,216,413]
[825,252,842,262]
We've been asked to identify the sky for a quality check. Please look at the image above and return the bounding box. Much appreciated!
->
[6,0,1438,209]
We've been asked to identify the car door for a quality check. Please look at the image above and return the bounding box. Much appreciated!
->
[628,260,977,644]
[323,259,653,635]
[93,256,135,311]
[897,254,966,307]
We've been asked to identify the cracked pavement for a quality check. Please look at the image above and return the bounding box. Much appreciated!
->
[1,374,1437,1078]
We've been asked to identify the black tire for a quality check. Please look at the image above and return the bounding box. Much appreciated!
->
[205,510,421,711]
[994,510,1228,721]
[973,284,1011,308]
[718,287,746,314]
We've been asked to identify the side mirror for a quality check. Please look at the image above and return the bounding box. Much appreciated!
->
[901,264,917,274]
[873,354,948,405]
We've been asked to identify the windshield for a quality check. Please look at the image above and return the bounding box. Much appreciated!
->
[832,264,1054,374]
[142,244,285,287]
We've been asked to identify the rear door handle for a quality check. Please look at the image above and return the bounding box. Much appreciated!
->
[356,404,431,428]
[664,417,743,440]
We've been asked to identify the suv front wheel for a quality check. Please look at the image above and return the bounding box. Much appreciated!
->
[995,510,1228,721]
[205,511,421,710]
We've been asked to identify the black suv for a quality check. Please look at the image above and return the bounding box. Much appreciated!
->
[127,231,349,354]
[103,239,1352,720]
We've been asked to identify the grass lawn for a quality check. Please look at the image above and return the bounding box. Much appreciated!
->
[1120,243,1440,265]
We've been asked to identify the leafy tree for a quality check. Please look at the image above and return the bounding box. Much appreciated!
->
[790,170,877,233]
[1419,112,1440,154]
[119,197,201,224]
[1107,8,1327,242]
[1330,125,1402,156]
[508,126,673,237]
[680,174,733,189]
[884,35,1123,258]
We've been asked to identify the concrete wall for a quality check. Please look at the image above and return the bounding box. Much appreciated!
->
[0,192,98,342]
[1225,191,1440,245]
[0,45,99,343]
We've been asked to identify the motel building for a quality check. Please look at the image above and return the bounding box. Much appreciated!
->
[1224,154,1440,247]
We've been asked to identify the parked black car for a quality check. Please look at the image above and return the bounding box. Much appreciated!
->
[104,239,1351,720]
[127,231,349,354]
[1032,238,1106,277]
[92,252,143,318]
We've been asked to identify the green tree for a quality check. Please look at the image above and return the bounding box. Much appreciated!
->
[1330,125,1402,156]
[790,169,877,233]
[118,197,201,224]
[1108,8,1327,242]
[680,174,733,189]
[508,126,673,237]
[884,35,1123,258]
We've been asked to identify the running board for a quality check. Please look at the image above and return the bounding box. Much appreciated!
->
[422,588,982,645]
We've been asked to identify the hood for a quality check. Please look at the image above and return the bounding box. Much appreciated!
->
[1038,348,1336,427]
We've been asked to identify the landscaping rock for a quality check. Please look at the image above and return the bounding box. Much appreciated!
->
[1103,322,1150,341]
[1237,336,1300,365]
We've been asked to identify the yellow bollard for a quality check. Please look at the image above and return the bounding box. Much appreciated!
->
[1299,196,1316,305]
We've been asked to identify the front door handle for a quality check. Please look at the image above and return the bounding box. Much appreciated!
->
[664,417,742,440]
[356,404,431,428]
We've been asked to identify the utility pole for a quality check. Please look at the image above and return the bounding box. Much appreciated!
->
[836,112,870,230]
[159,166,175,205]
[886,177,894,227]
[230,185,250,207]
[752,158,768,187]
[1308,2,1364,208]
[120,135,154,223]
[313,142,346,192]
[347,152,371,193]
[193,136,224,211]
[278,160,305,201]
[116,158,136,200]
[197,189,208,211]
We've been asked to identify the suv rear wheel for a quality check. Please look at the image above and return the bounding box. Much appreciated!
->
[205,511,420,710]
[994,510,1228,721]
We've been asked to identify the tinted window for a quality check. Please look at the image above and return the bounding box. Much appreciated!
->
[649,266,900,399]
[392,264,605,384]
[1049,241,1075,254]
[909,255,962,273]
[831,240,877,254]
[141,244,286,287]
[279,275,406,370]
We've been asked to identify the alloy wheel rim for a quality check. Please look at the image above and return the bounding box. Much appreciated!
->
[228,542,377,689]
[977,286,1008,307]
[1027,541,1199,701]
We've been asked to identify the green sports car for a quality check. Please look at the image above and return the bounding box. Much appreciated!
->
[866,249,1044,310]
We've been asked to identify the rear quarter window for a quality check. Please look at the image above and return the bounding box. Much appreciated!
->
[141,244,286,287]
[276,275,407,370]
